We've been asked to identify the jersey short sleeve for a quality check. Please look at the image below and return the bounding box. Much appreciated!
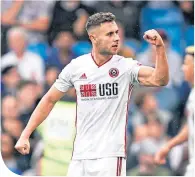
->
[54,61,74,92]
[126,58,142,84]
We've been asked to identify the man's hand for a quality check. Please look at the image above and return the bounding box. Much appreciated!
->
[143,29,164,47]
[154,144,171,165]
[15,137,30,155]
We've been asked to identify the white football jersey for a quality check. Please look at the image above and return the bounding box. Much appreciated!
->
[54,53,141,159]
[186,88,194,163]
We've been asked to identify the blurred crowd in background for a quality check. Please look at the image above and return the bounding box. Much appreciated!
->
[1,0,194,176]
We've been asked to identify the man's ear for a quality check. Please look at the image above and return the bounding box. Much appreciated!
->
[89,34,97,44]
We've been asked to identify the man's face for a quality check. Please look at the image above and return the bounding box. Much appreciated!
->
[1,134,14,158]
[182,54,194,84]
[3,67,20,87]
[54,32,74,50]
[90,21,120,55]
[46,68,59,86]
[2,96,19,119]
[18,84,38,106]
[142,94,157,114]
[8,33,26,54]
[3,119,23,138]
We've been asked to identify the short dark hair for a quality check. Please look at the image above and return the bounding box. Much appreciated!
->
[1,65,17,76]
[17,80,37,91]
[86,12,116,32]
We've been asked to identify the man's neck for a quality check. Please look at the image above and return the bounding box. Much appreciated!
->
[91,50,113,66]
[15,51,24,59]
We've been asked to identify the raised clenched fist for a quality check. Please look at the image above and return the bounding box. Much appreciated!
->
[143,29,164,47]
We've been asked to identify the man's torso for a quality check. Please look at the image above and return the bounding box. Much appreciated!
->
[54,53,141,159]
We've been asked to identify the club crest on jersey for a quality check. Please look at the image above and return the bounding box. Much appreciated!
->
[109,68,119,78]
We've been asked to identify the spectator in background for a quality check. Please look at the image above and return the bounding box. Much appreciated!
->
[1,65,21,98]
[127,115,168,171]
[2,119,23,140]
[1,88,41,174]
[1,95,25,173]
[1,96,23,139]
[1,0,54,44]
[117,21,135,58]
[81,0,98,7]
[131,92,172,131]
[1,133,22,175]
[1,0,24,55]
[126,124,149,170]
[95,0,141,40]
[44,66,60,94]
[16,81,40,127]
[137,30,183,88]
[146,116,168,146]
[1,95,20,121]
[127,138,172,176]
[1,27,45,84]
[145,0,177,9]
[42,66,77,141]
[179,1,194,25]
[46,31,76,70]
[133,125,149,143]
[47,0,95,43]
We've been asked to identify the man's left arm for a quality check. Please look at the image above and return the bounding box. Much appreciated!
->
[138,29,169,87]
[18,1,54,32]
[19,17,49,32]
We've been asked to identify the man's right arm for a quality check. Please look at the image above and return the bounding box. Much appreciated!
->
[166,124,188,149]
[15,60,74,154]
[1,0,24,25]
[154,124,188,165]
[21,86,65,138]
[15,86,65,154]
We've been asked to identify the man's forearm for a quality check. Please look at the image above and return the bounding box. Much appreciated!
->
[19,18,49,32]
[20,95,56,139]
[1,1,23,24]
[153,45,169,86]
[167,124,188,150]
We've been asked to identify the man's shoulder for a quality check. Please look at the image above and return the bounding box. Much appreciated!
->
[113,54,134,62]
[2,52,14,60]
[112,54,123,60]
[115,54,134,60]
[70,53,91,66]
[115,55,138,66]
[25,51,43,60]
[1,52,17,68]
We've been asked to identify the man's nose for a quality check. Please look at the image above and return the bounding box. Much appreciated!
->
[114,34,120,42]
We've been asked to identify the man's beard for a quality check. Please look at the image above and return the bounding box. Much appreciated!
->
[99,48,117,55]
[100,50,112,55]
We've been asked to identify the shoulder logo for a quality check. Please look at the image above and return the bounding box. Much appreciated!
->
[109,68,119,78]
[79,73,87,79]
